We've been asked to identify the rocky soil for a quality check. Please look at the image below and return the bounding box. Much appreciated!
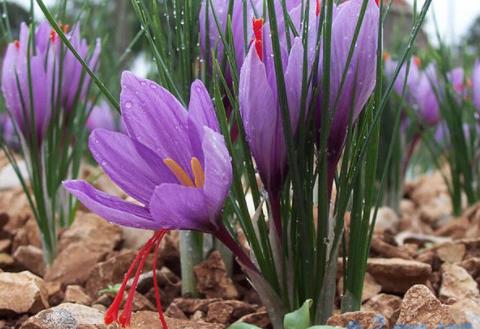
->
[0,156,479,328]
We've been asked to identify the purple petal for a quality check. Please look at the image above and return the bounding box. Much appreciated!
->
[239,47,285,191]
[150,184,212,232]
[120,71,193,174]
[63,180,158,230]
[188,80,219,133]
[88,129,175,204]
[473,61,480,111]
[202,127,232,219]
[284,37,304,132]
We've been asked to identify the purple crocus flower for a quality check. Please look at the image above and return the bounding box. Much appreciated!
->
[64,72,232,234]
[414,64,441,126]
[472,60,480,111]
[448,67,468,100]
[239,18,303,234]
[199,0,301,74]
[323,0,380,188]
[0,112,16,147]
[64,73,254,327]
[1,22,100,143]
[86,102,116,131]
[1,22,55,141]
[59,24,101,111]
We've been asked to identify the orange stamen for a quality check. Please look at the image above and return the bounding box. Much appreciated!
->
[163,158,194,187]
[191,157,205,188]
[252,18,264,61]
[62,24,69,33]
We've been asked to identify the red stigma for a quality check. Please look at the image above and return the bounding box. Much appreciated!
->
[414,56,421,67]
[316,0,321,17]
[14,40,20,49]
[375,0,380,6]
[252,18,264,61]
[50,29,57,43]
[104,230,169,328]
[62,24,69,33]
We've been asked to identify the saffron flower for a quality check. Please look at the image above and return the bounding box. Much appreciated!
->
[59,25,101,112]
[239,18,303,233]
[1,21,100,142]
[309,0,379,188]
[1,22,55,141]
[448,67,468,100]
[86,102,116,131]
[472,60,480,111]
[64,72,253,327]
[415,64,441,126]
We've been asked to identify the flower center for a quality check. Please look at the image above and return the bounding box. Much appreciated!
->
[163,157,205,188]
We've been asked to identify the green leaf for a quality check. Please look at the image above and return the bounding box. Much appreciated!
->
[284,300,312,329]
[228,323,261,329]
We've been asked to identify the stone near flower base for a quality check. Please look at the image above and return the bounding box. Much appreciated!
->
[64,285,92,306]
[439,263,480,302]
[327,311,387,329]
[20,303,105,329]
[366,258,431,294]
[363,293,402,327]
[13,245,46,277]
[130,311,226,329]
[0,271,49,316]
[193,251,239,299]
[395,285,454,328]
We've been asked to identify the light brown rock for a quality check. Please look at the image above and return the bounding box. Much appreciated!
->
[59,212,122,252]
[130,311,225,329]
[12,218,42,252]
[396,285,454,328]
[0,239,11,253]
[235,309,270,329]
[85,250,135,296]
[0,271,49,315]
[373,207,400,233]
[44,242,107,287]
[14,245,46,276]
[363,294,402,327]
[370,238,413,260]
[449,298,480,326]
[193,251,238,299]
[367,258,432,294]
[0,253,14,268]
[20,303,105,329]
[436,242,466,263]
[327,311,387,329]
[206,300,256,324]
[64,285,92,305]
[439,263,479,302]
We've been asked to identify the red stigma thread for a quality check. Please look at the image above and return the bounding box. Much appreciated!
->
[14,40,20,49]
[375,0,381,6]
[50,29,57,43]
[414,56,421,68]
[252,18,264,61]
[316,0,321,17]
[104,230,169,328]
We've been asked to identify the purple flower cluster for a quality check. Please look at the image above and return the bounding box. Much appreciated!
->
[1,22,100,142]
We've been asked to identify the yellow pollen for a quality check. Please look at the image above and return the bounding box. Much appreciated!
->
[191,157,205,188]
[163,158,194,187]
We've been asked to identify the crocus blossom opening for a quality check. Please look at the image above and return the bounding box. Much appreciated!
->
[64,73,261,327]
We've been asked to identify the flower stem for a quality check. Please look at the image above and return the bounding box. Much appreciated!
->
[215,225,258,273]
